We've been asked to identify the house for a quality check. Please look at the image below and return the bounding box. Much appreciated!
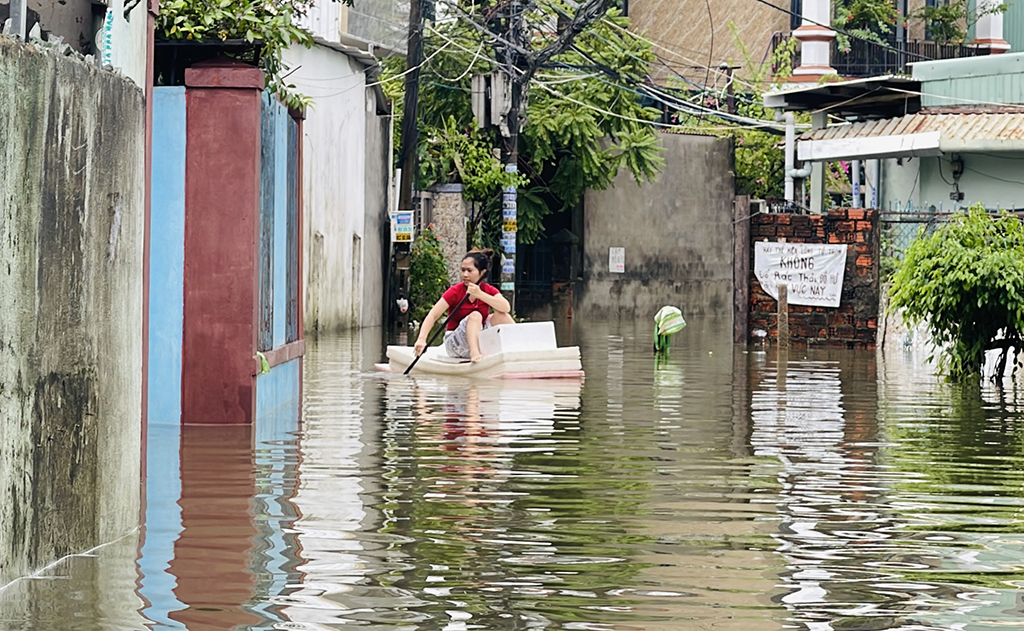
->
[286,0,399,333]
[789,53,1024,215]
[626,0,789,84]
[0,0,150,86]
[763,0,1022,214]
[628,0,1016,88]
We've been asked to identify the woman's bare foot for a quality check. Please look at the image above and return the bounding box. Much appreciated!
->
[470,353,484,363]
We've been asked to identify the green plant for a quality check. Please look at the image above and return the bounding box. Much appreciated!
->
[833,0,899,50]
[408,227,450,333]
[911,0,1007,44]
[419,117,527,202]
[889,205,1024,381]
[383,7,663,246]
[156,0,333,108]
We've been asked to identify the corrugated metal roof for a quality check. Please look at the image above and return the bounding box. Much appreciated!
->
[801,111,1024,143]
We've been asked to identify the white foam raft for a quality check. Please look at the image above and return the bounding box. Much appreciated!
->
[375,321,584,379]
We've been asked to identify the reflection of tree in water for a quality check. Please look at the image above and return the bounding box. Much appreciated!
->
[875,369,1024,624]
[374,377,656,628]
[885,382,1024,505]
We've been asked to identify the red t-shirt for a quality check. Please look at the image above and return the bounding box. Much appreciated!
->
[442,282,500,330]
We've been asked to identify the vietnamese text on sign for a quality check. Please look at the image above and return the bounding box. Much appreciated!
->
[753,242,847,308]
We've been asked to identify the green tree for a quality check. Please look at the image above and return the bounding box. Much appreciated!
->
[834,0,900,48]
[911,0,1008,44]
[155,0,346,107]
[384,6,663,246]
[889,206,1024,381]
[408,227,450,331]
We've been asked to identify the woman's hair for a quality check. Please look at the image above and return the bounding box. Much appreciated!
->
[463,249,493,277]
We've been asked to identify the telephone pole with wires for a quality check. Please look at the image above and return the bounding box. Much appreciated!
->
[398,0,426,212]
[499,0,526,310]
[466,0,618,311]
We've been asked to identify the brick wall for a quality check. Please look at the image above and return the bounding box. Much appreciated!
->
[749,209,880,348]
[630,0,789,84]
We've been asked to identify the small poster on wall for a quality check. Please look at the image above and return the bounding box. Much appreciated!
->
[609,247,625,274]
[391,211,414,243]
[754,242,848,308]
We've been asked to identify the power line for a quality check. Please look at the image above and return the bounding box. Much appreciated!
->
[698,0,713,124]
[600,17,764,93]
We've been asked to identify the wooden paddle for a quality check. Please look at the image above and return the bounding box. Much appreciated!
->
[404,270,489,375]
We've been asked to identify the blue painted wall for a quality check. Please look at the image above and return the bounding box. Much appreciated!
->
[141,85,188,627]
[255,358,301,441]
[272,101,289,348]
[148,87,187,424]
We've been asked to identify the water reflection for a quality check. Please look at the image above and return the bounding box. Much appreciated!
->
[10,320,1024,629]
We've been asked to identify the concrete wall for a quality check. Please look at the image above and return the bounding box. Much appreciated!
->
[579,133,735,321]
[630,0,789,83]
[0,37,145,586]
[363,94,390,327]
[284,42,389,333]
[430,185,470,286]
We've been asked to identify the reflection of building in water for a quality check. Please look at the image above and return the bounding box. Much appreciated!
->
[169,426,263,631]
[142,387,304,628]
[273,332,385,625]
[750,350,898,627]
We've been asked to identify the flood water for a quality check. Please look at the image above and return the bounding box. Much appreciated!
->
[4,318,1024,630]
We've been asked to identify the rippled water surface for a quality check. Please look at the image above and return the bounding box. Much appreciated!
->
[4,318,1024,630]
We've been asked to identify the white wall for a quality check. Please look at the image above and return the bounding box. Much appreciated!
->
[110,0,148,87]
[882,153,1024,213]
[284,43,384,333]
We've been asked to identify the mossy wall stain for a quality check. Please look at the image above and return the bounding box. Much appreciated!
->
[0,36,144,586]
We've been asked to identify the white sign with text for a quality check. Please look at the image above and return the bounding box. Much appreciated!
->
[754,242,848,308]
[609,247,625,274]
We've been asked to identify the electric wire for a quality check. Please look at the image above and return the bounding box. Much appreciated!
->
[697,0,713,124]
[747,0,933,61]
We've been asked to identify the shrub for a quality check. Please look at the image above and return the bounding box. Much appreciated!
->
[408,227,450,335]
[889,205,1024,380]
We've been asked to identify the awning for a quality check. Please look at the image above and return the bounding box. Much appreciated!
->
[797,110,1024,161]
[763,75,922,118]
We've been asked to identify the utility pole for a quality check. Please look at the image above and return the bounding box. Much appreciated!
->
[499,0,526,311]
[719,63,738,115]
[398,0,425,212]
[466,0,617,309]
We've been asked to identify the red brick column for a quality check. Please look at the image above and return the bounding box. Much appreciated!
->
[749,209,879,348]
[182,60,264,424]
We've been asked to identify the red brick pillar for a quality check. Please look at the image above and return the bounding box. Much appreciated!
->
[181,60,263,424]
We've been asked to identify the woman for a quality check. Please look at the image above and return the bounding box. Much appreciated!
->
[414,250,514,362]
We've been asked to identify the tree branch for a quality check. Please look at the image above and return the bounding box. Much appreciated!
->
[525,0,617,80]
[443,0,618,85]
